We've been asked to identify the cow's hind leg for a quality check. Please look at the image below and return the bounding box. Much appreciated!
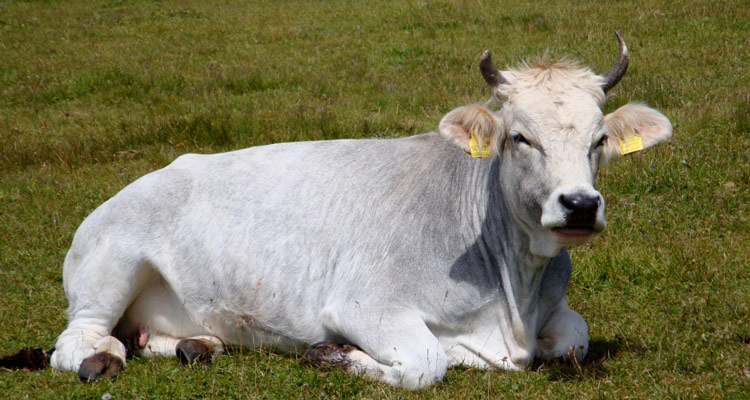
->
[129,331,225,365]
[78,344,124,381]
[51,315,133,381]
[114,276,224,365]
[50,241,154,380]
[307,306,448,389]
[176,336,224,365]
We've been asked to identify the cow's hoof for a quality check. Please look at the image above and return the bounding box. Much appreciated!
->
[302,341,358,369]
[176,339,213,365]
[78,352,124,382]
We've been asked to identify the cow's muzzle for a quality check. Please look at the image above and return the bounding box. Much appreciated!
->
[559,192,600,227]
[550,191,605,242]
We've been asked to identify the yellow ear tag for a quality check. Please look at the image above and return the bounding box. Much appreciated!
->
[469,130,491,158]
[619,135,644,155]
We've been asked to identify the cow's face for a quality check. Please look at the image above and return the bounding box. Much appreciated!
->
[496,84,609,257]
[440,34,672,257]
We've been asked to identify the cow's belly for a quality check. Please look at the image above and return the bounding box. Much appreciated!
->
[116,272,317,353]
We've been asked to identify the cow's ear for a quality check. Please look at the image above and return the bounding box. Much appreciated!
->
[439,105,504,156]
[602,103,672,164]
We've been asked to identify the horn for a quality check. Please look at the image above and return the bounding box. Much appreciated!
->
[600,31,630,93]
[479,50,507,87]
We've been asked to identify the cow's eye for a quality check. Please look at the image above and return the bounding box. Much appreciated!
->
[595,135,608,148]
[512,133,530,146]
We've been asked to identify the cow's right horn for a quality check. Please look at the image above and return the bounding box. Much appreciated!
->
[600,31,630,93]
[480,50,507,87]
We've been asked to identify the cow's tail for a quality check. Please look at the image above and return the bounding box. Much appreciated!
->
[0,347,54,371]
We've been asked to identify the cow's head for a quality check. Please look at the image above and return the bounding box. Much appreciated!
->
[440,33,672,257]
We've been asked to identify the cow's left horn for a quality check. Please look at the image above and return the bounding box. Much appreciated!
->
[600,31,629,93]
[480,50,507,87]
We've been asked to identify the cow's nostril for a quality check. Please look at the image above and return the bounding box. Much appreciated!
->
[559,193,600,216]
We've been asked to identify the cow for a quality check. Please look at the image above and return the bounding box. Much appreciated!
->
[3,33,671,389]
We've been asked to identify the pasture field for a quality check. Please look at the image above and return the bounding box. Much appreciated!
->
[0,0,748,398]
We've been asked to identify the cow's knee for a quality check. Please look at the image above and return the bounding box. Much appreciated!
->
[536,302,589,362]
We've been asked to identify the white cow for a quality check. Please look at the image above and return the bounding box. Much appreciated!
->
[37,34,670,388]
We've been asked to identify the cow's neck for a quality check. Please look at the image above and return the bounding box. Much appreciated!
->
[465,156,552,358]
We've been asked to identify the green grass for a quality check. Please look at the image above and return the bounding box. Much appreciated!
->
[1,0,748,398]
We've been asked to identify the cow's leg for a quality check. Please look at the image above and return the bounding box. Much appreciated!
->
[129,331,224,365]
[51,317,132,381]
[77,337,126,381]
[535,300,589,362]
[116,285,225,365]
[307,307,448,389]
[49,242,154,380]
[441,338,518,370]
[438,321,529,371]
[175,336,224,364]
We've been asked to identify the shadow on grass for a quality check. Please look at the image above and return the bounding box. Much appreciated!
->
[536,337,625,382]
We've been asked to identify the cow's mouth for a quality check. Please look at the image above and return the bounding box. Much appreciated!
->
[552,226,597,239]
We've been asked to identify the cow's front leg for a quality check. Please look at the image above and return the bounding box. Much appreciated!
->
[536,300,589,362]
[306,307,448,389]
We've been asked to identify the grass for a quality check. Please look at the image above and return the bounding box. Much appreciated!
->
[0,0,748,398]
